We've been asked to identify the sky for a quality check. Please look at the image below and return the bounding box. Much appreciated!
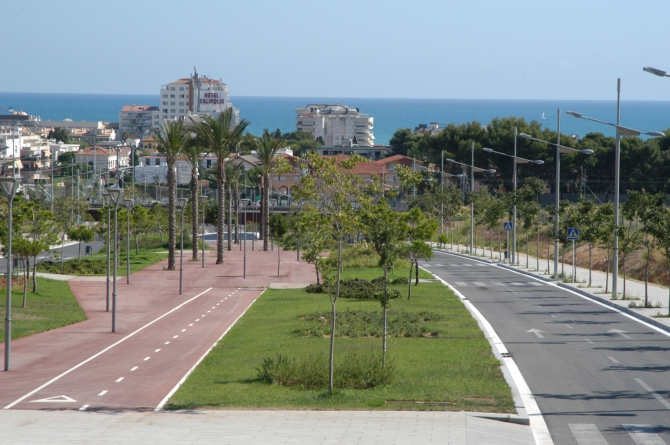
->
[1,0,670,100]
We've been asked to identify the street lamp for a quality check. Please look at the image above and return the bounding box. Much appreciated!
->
[643,66,670,78]
[124,199,133,284]
[519,130,594,276]
[108,187,123,332]
[177,197,187,295]
[102,192,111,312]
[1,176,21,371]
[446,145,496,255]
[200,195,207,268]
[483,136,544,266]
[567,79,664,298]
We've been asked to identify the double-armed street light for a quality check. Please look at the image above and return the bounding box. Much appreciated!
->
[102,192,112,311]
[1,176,21,371]
[519,130,594,277]
[177,197,187,295]
[124,199,133,284]
[108,187,124,332]
[200,195,207,268]
[567,78,665,298]
[445,143,496,255]
[483,131,544,265]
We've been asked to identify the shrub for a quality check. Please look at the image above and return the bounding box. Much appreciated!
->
[257,351,395,389]
[391,277,408,285]
[305,283,324,293]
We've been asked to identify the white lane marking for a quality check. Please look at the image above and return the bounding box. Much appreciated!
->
[207,311,211,313]
[220,300,223,302]
[463,264,473,267]
[188,324,193,326]
[115,377,124,383]
[181,329,186,332]
[473,282,487,287]
[476,263,487,266]
[144,357,150,361]
[130,367,138,371]
[527,329,545,338]
[455,282,468,287]
[79,405,89,411]
[623,424,667,445]
[212,307,215,309]
[524,298,530,300]
[422,267,554,445]
[569,424,608,445]
[607,356,620,364]
[173,335,178,338]
[202,315,206,317]
[29,395,76,403]
[3,287,214,410]
[98,390,107,396]
[609,329,631,339]
[155,289,266,412]
[636,378,670,411]
[528,282,544,286]
[585,338,594,344]
[550,314,557,318]
[195,319,200,322]
[510,282,524,286]
[165,341,170,345]
[491,282,506,286]
[565,325,573,329]
[155,349,161,353]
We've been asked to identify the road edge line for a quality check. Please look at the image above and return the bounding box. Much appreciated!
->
[154,288,266,412]
[420,264,554,445]
[3,287,213,410]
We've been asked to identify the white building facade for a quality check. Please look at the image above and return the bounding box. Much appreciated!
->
[295,104,374,147]
[135,155,191,185]
[119,105,161,139]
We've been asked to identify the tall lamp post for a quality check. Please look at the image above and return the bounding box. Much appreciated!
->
[643,66,670,78]
[1,177,21,371]
[482,144,544,266]
[102,192,111,311]
[177,198,187,295]
[200,195,207,268]
[445,150,496,255]
[567,80,664,298]
[519,131,594,276]
[124,199,133,284]
[108,188,123,332]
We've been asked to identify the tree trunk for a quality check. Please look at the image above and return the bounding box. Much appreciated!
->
[526,230,529,268]
[226,188,232,251]
[382,266,389,369]
[328,239,342,392]
[32,260,37,293]
[588,243,592,287]
[536,228,539,272]
[78,240,82,263]
[415,260,419,285]
[407,263,412,299]
[216,159,226,264]
[191,175,199,261]
[23,260,28,308]
[167,161,177,270]
[263,174,270,251]
[623,253,627,299]
[259,183,265,241]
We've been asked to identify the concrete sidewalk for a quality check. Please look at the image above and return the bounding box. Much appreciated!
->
[0,409,534,445]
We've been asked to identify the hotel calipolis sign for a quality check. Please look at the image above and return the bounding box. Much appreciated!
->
[198,91,226,112]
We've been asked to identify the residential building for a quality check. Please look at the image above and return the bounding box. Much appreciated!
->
[414,122,444,136]
[296,104,374,147]
[315,145,390,160]
[135,155,191,185]
[75,146,130,175]
[119,105,160,139]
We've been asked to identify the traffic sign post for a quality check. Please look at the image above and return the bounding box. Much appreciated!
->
[503,222,514,231]
[567,228,579,283]
[444,218,451,227]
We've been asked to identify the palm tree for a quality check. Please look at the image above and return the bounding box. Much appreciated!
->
[182,139,203,261]
[190,109,249,264]
[253,129,284,251]
[152,118,189,270]
[224,160,245,246]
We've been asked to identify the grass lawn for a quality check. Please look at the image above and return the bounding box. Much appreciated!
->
[0,276,87,342]
[37,251,168,276]
[166,267,513,413]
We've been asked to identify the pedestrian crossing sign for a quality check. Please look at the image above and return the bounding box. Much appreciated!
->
[503,222,513,231]
[567,228,579,241]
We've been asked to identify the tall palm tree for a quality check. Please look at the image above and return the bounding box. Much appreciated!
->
[253,129,284,251]
[182,139,203,261]
[190,109,249,264]
[224,160,245,246]
[152,118,189,270]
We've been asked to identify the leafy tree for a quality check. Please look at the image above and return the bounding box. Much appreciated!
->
[190,108,249,264]
[296,209,331,284]
[282,130,321,156]
[646,207,670,315]
[48,127,70,143]
[574,197,598,286]
[401,208,437,289]
[269,213,287,239]
[224,159,245,248]
[389,128,419,156]
[294,153,366,391]
[68,225,95,263]
[58,151,76,166]
[149,202,168,242]
[131,205,152,253]
[153,118,189,270]
[594,203,615,294]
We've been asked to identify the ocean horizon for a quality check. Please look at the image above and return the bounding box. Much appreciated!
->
[2,92,670,145]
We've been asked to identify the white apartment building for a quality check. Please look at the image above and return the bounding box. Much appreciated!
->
[119,105,161,139]
[159,69,240,125]
[135,155,191,185]
[295,104,374,147]
[75,146,130,175]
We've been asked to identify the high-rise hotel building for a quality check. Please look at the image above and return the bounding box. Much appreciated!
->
[295,104,374,147]
[119,70,239,139]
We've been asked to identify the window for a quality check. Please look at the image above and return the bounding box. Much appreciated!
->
[179,102,184,105]
[162,94,167,98]
[170,102,175,105]
[170,94,175,98]
[170,87,175,91]
[171,109,176,113]
[179,109,185,113]
[179,87,184,91]
[162,101,167,105]
[179,94,184,98]
[163,109,168,113]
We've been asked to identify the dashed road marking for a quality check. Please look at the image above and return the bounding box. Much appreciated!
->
[144,357,150,361]
[130,366,138,371]
[195,319,200,322]
[98,390,107,396]
[636,378,670,410]
[623,424,667,445]
[173,335,178,338]
[155,349,161,353]
[473,282,487,287]
[455,282,468,287]
[116,377,124,383]
[188,324,193,326]
[569,424,608,445]
[566,325,573,329]
[181,329,186,332]
[165,341,170,345]
[607,356,620,364]
[79,405,89,411]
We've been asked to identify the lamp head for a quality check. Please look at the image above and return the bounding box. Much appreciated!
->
[0,177,21,199]
[643,66,668,77]
[647,131,666,137]
[108,188,123,206]
[446,158,456,163]
[533,160,545,165]
[177,197,188,209]
[580,149,595,155]
[102,191,111,205]
[519,133,532,139]
[199,194,207,202]
[487,169,497,174]
[566,111,583,118]
[483,147,493,152]
[124,198,133,208]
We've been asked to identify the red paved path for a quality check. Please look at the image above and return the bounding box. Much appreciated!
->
[0,247,316,411]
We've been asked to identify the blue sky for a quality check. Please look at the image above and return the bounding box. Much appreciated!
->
[1,0,669,100]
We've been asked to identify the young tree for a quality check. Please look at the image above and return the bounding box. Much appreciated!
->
[296,207,331,284]
[574,197,598,287]
[190,109,250,264]
[251,129,285,250]
[68,225,95,263]
[131,205,152,253]
[224,160,245,248]
[401,208,437,289]
[646,207,670,315]
[294,153,366,391]
[152,118,189,270]
[594,203,615,294]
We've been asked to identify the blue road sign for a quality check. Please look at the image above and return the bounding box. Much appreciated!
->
[503,222,514,231]
[567,227,580,241]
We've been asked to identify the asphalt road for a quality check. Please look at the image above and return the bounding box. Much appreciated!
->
[421,250,670,445]
[0,241,104,271]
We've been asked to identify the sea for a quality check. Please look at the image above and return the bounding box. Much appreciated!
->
[1,92,670,144]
